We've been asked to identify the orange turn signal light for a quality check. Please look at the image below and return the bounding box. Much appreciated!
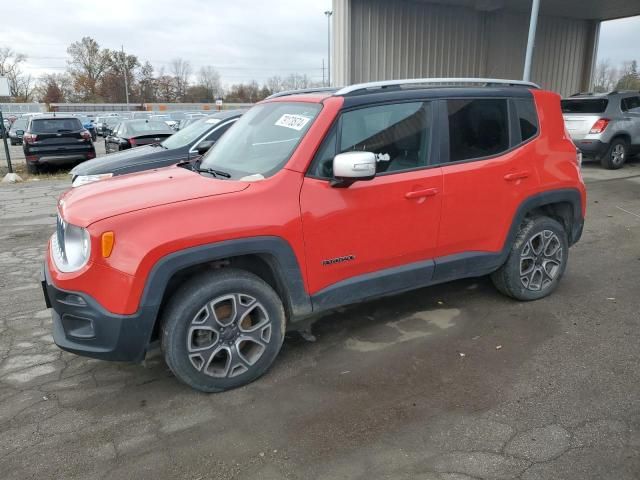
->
[101,232,115,258]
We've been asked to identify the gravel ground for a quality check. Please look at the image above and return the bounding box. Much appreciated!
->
[0,160,639,479]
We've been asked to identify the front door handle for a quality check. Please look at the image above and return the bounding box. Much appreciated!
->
[405,188,439,199]
[504,170,531,182]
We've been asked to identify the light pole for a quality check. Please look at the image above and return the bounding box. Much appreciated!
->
[121,45,130,109]
[324,10,333,87]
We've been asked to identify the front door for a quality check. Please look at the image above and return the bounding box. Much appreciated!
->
[300,100,443,295]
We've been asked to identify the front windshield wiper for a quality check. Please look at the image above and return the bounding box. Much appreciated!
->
[150,142,167,149]
[193,166,231,179]
[176,158,231,178]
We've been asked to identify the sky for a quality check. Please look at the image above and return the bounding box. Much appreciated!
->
[0,0,333,85]
[0,1,638,86]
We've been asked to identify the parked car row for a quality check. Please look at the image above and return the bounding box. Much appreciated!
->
[72,111,242,186]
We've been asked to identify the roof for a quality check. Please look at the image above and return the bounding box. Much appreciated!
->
[414,0,640,21]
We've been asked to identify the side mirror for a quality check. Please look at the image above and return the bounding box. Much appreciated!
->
[197,140,215,155]
[16,130,24,135]
[331,151,376,187]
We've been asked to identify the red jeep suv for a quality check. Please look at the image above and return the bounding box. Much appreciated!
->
[42,79,586,392]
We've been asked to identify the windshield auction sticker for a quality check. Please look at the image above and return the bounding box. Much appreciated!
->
[274,114,311,131]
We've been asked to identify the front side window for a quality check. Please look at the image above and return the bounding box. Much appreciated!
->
[310,101,430,178]
[200,102,321,179]
[447,99,509,162]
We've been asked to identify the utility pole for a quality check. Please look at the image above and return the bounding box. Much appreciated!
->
[122,45,130,110]
[324,10,333,87]
[523,0,540,82]
[322,58,326,87]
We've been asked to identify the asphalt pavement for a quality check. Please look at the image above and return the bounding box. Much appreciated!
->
[0,160,639,479]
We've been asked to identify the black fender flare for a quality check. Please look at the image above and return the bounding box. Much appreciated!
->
[139,236,312,325]
[504,188,584,251]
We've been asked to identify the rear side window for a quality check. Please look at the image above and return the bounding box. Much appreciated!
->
[621,96,640,112]
[447,99,509,162]
[561,99,608,114]
[514,98,539,142]
[30,118,82,133]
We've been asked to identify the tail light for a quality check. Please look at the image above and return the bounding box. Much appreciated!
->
[589,118,610,134]
[129,138,136,146]
[23,133,37,144]
[80,130,92,141]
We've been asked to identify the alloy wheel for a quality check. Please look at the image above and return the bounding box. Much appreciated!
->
[519,229,563,291]
[611,144,625,166]
[186,294,272,378]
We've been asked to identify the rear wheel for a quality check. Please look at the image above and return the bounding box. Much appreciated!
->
[491,216,568,301]
[601,138,628,170]
[161,268,286,392]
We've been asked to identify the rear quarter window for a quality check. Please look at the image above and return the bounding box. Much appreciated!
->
[30,118,82,133]
[514,98,539,142]
[561,99,608,114]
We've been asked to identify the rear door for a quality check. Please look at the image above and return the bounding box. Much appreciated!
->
[300,100,443,295]
[433,96,540,279]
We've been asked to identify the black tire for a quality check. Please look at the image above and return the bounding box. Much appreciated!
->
[491,216,569,301]
[161,268,286,392]
[26,161,39,174]
[10,140,16,146]
[601,138,628,170]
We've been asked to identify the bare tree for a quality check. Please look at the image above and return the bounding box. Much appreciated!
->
[170,58,191,101]
[198,66,221,101]
[266,75,285,93]
[0,47,28,98]
[66,37,111,100]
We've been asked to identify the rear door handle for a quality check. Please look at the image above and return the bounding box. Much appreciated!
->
[405,188,439,199]
[504,171,531,182]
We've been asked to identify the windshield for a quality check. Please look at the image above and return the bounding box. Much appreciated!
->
[125,120,173,134]
[561,99,609,114]
[162,117,222,149]
[31,118,82,133]
[200,102,321,179]
[11,118,28,130]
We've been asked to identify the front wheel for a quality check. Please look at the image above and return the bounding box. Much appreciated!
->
[491,216,569,301]
[161,269,286,392]
[601,138,628,170]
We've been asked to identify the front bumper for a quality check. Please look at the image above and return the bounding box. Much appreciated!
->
[42,262,156,362]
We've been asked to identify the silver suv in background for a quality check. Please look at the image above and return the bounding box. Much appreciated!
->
[562,92,640,169]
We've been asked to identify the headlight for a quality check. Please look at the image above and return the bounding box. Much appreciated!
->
[51,215,91,272]
[72,173,113,187]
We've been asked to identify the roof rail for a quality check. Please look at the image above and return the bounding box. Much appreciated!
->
[334,78,541,96]
[266,87,338,99]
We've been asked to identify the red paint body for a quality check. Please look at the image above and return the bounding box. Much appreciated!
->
[49,89,586,315]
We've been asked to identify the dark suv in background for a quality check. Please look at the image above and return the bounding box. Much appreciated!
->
[22,116,96,173]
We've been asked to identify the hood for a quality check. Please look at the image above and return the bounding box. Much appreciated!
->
[59,166,250,227]
[71,145,174,176]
